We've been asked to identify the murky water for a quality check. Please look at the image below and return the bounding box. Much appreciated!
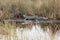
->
[0,24,60,40]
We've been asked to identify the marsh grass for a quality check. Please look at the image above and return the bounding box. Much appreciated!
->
[0,0,60,40]
[0,21,59,40]
[0,0,59,18]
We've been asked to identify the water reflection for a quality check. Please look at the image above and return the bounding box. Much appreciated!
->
[0,24,60,40]
[16,24,51,40]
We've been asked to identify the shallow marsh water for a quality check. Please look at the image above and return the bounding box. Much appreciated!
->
[0,23,60,40]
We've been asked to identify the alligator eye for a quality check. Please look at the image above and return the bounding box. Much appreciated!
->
[17,16,19,18]
[26,19,28,20]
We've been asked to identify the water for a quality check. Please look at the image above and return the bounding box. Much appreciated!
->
[0,24,60,40]
[15,24,60,40]
[54,30,60,40]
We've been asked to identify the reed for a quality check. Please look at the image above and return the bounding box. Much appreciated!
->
[0,0,60,40]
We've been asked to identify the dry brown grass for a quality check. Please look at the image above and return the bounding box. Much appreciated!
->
[0,0,60,40]
[0,0,59,19]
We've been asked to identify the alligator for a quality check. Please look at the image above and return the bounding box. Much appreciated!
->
[13,13,49,22]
